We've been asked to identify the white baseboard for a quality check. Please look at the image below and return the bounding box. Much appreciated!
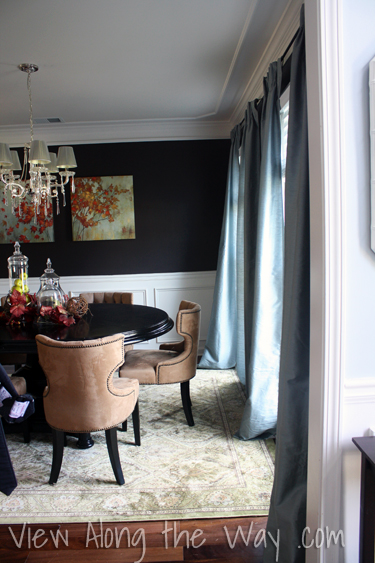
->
[0,270,216,354]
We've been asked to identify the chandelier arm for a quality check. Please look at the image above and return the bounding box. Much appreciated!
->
[1,176,26,199]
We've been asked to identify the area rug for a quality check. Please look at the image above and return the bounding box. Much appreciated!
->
[0,369,275,524]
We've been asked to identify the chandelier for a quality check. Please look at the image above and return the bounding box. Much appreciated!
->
[0,63,77,221]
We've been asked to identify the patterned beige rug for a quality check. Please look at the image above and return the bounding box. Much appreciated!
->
[0,369,275,523]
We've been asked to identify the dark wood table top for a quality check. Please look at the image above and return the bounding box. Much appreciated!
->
[0,303,174,354]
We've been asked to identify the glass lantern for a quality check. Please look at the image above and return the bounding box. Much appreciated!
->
[36,259,66,309]
[7,241,29,295]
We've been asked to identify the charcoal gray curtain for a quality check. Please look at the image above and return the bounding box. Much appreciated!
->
[200,60,284,440]
[263,6,310,562]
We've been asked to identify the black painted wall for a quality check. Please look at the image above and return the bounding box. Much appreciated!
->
[0,139,230,278]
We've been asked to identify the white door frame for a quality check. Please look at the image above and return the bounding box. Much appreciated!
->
[305,1,344,562]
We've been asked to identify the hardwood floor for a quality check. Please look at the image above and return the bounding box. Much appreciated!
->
[0,516,267,562]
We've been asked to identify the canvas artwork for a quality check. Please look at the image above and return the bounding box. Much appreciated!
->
[0,195,54,244]
[71,176,135,242]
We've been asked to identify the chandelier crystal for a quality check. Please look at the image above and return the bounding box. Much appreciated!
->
[0,63,77,221]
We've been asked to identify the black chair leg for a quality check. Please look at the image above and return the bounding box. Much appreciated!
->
[21,420,31,444]
[105,427,124,485]
[49,429,65,485]
[132,400,141,446]
[181,380,194,426]
[121,420,127,432]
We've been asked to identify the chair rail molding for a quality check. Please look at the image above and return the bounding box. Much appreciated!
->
[0,270,216,355]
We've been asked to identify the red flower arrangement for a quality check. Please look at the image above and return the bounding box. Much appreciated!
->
[0,289,38,325]
[39,305,75,326]
[0,289,76,327]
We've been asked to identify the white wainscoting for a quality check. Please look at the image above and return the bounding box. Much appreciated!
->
[0,271,216,354]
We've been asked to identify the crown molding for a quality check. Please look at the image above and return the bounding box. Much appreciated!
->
[0,0,301,146]
[0,118,231,147]
[230,0,303,128]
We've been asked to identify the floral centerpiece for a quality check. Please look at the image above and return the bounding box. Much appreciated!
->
[0,289,37,325]
[0,289,76,327]
[38,304,75,326]
[2,244,88,328]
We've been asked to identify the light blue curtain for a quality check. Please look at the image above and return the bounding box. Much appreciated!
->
[200,60,284,441]
[198,126,241,369]
[236,61,284,439]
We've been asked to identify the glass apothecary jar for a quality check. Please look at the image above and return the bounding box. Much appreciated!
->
[7,241,29,295]
[36,259,66,309]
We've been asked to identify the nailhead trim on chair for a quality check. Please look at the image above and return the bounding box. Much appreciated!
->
[46,392,138,434]
[156,306,201,384]
[36,335,125,350]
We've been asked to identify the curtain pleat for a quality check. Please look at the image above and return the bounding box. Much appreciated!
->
[236,60,284,439]
[263,5,310,562]
[200,61,284,426]
[199,126,241,370]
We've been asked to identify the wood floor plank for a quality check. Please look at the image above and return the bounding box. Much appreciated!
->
[182,516,268,545]
[183,542,264,560]
[0,517,268,562]
[1,520,168,550]
[0,549,29,563]
[24,546,183,562]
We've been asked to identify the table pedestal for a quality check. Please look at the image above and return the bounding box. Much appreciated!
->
[75,433,94,449]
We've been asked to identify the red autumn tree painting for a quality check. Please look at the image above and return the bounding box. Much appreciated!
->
[71,176,135,242]
[0,196,54,244]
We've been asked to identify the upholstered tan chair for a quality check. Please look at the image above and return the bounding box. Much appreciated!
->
[36,333,140,485]
[79,292,133,305]
[79,292,134,353]
[119,301,201,426]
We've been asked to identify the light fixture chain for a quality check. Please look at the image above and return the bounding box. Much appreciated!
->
[27,70,34,142]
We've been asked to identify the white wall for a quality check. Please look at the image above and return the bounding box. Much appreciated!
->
[341,0,375,382]
[305,0,375,561]
[340,1,375,561]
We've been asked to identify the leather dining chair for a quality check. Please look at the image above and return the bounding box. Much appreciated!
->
[119,301,201,426]
[36,333,140,486]
[79,292,133,304]
[79,292,134,353]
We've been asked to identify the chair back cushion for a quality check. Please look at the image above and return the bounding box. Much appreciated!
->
[79,292,133,304]
[157,301,201,384]
[36,333,137,432]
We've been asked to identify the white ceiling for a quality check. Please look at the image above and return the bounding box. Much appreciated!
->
[0,0,299,144]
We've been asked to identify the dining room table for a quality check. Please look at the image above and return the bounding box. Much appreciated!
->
[0,302,174,448]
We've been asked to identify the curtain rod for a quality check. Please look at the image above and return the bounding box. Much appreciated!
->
[236,27,299,129]
[281,28,299,62]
